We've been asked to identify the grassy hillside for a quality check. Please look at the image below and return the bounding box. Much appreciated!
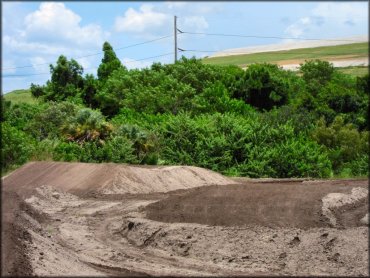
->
[337,66,368,77]
[3,89,39,104]
[203,42,368,68]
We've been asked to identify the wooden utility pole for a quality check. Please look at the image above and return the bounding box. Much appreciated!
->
[174,15,177,63]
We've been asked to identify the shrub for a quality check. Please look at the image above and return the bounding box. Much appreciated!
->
[1,123,36,170]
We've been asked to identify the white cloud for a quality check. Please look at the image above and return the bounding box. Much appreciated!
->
[284,2,368,38]
[23,3,107,48]
[4,2,109,59]
[114,4,210,37]
[121,57,152,70]
[165,2,187,10]
[114,4,171,35]
[312,2,366,25]
[30,57,49,73]
[180,16,209,32]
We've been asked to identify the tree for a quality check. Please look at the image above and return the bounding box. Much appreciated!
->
[82,74,99,108]
[30,83,45,98]
[236,64,290,110]
[45,55,84,101]
[97,42,123,82]
[300,60,334,95]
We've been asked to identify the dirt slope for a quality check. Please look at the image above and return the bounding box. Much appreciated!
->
[2,161,234,196]
[145,180,368,229]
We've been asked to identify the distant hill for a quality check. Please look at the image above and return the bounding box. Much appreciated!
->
[203,42,368,74]
[2,89,39,104]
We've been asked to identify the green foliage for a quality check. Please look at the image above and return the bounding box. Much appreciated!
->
[235,64,292,110]
[30,84,45,98]
[3,102,46,130]
[300,59,334,95]
[1,122,36,171]
[104,136,137,163]
[97,42,123,82]
[159,113,332,177]
[81,74,99,108]
[97,66,197,116]
[53,141,81,162]
[25,102,79,140]
[311,116,368,175]
[193,81,253,115]
[2,43,368,178]
[114,124,158,164]
[42,55,84,102]
[61,108,113,144]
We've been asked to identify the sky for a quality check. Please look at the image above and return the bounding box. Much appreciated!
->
[2,1,368,93]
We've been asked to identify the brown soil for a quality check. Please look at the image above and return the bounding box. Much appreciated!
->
[1,162,369,277]
[145,180,368,229]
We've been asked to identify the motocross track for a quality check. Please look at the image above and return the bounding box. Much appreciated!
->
[2,162,369,277]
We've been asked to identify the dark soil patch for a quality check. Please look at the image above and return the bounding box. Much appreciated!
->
[145,180,368,229]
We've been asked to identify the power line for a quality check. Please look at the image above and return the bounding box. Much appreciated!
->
[180,31,361,42]
[2,34,174,71]
[2,72,50,78]
[123,52,174,63]
[2,52,174,78]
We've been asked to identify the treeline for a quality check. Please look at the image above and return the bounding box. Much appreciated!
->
[1,42,369,178]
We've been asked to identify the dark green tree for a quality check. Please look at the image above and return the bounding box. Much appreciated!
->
[97,42,123,82]
[45,55,84,101]
[300,60,334,95]
[30,83,45,98]
[82,74,99,108]
[236,63,290,110]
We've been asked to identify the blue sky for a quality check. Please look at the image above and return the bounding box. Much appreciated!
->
[2,1,368,93]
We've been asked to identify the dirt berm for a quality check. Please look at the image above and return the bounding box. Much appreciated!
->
[2,162,369,276]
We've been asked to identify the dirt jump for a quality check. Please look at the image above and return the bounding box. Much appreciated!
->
[2,162,368,276]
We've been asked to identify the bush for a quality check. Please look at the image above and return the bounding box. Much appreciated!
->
[25,102,79,140]
[311,116,368,174]
[300,60,334,95]
[160,113,332,177]
[235,63,292,110]
[103,136,137,163]
[53,142,81,162]
[1,123,36,170]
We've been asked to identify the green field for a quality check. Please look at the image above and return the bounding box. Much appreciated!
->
[337,66,368,77]
[203,42,368,67]
[3,89,39,104]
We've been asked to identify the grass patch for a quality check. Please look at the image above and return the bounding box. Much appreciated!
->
[3,89,39,104]
[203,42,368,67]
[336,66,368,77]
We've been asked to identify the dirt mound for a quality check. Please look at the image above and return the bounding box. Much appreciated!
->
[322,187,368,227]
[145,180,368,229]
[3,162,234,196]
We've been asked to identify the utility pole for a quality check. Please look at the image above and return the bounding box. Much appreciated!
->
[174,15,177,63]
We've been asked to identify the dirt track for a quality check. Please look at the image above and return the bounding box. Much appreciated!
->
[2,162,369,276]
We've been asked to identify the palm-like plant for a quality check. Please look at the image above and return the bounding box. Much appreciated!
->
[115,124,155,163]
[62,108,112,144]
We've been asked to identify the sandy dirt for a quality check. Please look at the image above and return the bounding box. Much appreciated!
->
[279,57,368,70]
[1,162,369,276]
